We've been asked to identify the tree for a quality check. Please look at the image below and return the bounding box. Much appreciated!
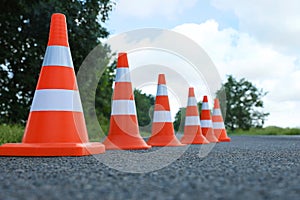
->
[216,75,269,131]
[173,107,185,132]
[94,60,116,136]
[134,89,155,127]
[0,0,114,124]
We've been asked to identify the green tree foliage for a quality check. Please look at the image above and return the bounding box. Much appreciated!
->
[94,60,116,136]
[134,89,155,127]
[173,107,185,132]
[96,60,115,118]
[0,0,113,124]
[217,75,269,131]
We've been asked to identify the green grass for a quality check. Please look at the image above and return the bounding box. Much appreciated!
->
[229,126,300,136]
[1,124,299,146]
[0,124,153,145]
[0,124,24,145]
[140,131,152,138]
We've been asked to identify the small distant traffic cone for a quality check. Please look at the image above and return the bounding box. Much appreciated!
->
[181,88,209,144]
[102,53,151,150]
[0,13,105,156]
[200,96,219,143]
[147,74,185,147]
[212,98,231,142]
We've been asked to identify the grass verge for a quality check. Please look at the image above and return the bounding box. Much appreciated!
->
[229,126,300,136]
[0,124,24,145]
[1,125,299,145]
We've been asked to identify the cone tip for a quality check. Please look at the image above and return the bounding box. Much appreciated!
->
[48,13,68,47]
[158,74,166,84]
[188,87,195,97]
[52,13,66,18]
[203,95,208,102]
[214,98,220,108]
[117,52,129,68]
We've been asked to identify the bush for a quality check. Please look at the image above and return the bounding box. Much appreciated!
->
[0,124,24,145]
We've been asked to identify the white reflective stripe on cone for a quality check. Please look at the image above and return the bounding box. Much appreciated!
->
[201,120,212,128]
[213,122,225,129]
[115,68,131,82]
[111,100,137,115]
[156,85,168,96]
[31,89,82,112]
[185,116,200,126]
[213,108,222,116]
[42,46,73,68]
[153,111,172,122]
[187,97,197,106]
[201,102,209,110]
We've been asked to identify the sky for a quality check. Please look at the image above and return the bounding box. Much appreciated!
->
[103,0,300,128]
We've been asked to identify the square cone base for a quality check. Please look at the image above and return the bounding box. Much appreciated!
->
[0,142,105,156]
[147,137,187,147]
[219,138,231,142]
[180,136,210,145]
[103,139,151,150]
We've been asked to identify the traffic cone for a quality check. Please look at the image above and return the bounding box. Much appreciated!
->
[212,98,231,142]
[0,13,105,156]
[181,88,209,144]
[147,74,185,146]
[200,96,219,143]
[102,53,151,150]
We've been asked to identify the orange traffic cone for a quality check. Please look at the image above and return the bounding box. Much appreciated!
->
[102,53,151,150]
[0,13,105,156]
[200,96,219,143]
[181,87,209,144]
[147,74,185,146]
[212,98,231,142]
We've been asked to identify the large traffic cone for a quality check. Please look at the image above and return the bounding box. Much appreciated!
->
[181,88,209,144]
[147,74,185,146]
[0,13,105,156]
[200,96,219,143]
[212,98,231,142]
[102,53,151,150]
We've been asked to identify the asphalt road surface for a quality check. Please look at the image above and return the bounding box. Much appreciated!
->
[0,136,299,200]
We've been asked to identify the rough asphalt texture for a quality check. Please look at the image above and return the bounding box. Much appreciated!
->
[0,136,299,200]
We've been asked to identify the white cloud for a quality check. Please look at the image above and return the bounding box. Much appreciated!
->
[114,0,197,19]
[174,20,298,80]
[269,70,300,102]
[211,0,300,55]
[173,20,300,127]
[264,100,300,128]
